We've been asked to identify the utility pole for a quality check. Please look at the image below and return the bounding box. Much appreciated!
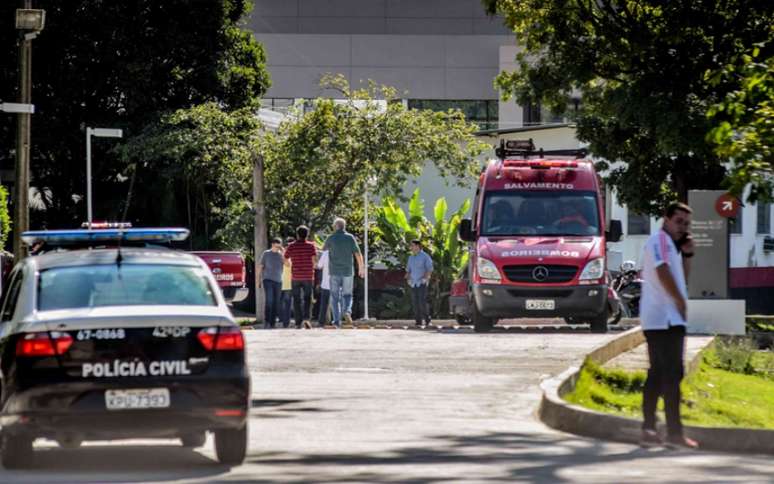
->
[13,2,44,258]
[253,151,267,323]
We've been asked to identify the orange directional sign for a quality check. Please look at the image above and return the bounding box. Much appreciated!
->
[715,193,740,218]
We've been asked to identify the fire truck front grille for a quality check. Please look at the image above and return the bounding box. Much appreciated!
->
[503,265,578,283]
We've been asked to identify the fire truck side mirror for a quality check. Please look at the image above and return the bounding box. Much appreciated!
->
[606,219,623,243]
[459,219,476,242]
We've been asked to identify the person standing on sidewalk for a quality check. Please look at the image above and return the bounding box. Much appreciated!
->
[405,240,433,328]
[638,201,698,449]
[279,237,294,328]
[256,237,285,328]
[323,217,365,328]
[285,226,317,329]
[316,248,331,327]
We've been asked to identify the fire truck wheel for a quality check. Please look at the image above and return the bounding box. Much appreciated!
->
[472,302,495,333]
[590,311,608,333]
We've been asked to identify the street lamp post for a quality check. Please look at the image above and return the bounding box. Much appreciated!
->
[364,187,370,321]
[362,175,377,321]
[86,127,123,228]
[12,4,45,258]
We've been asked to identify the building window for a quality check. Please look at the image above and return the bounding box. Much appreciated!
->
[627,211,650,235]
[522,101,566,126]
[757,203,771,234]
[261,98,294,111]
[729,212,742,234]
[407,100,498,131]
[523,101,542,125]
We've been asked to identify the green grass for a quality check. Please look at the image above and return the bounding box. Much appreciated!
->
[565,347,774,429]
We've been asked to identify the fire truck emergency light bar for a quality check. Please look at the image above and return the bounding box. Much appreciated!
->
[21,228,190,246]
[495,139,588,159]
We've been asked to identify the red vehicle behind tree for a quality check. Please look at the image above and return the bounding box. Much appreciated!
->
[192,251,248,304]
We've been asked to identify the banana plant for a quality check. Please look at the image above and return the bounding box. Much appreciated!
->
[372,188,470,317]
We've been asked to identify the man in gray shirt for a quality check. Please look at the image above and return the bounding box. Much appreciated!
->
[322,217,364,327]
[257,237,285,328]
[405,239,434,327]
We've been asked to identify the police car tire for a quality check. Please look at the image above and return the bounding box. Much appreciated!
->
[215,426,247,465]
[1,433,33,469]
[590,312,608,333]
[57,437,82,449]
[180,432,207,448]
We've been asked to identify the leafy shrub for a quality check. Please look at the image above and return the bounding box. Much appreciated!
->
[0,186,10,249]
[708,337,757,374]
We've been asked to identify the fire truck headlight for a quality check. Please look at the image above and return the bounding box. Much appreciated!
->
[477,257,501,282]
[579,258,605,281]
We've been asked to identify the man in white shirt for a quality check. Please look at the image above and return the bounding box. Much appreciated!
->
[316,249,332,327]
[638,201,698,449]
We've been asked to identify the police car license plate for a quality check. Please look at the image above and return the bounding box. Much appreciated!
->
[526,299,555,310]
[105,388,170,410]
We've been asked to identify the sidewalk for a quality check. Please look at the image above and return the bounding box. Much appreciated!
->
[603,335,715,372]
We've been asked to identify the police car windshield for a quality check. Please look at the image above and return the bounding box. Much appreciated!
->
[37,264,217,311]
[481,190,600,236]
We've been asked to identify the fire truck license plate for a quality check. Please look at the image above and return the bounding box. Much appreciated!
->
[526,299,555,310]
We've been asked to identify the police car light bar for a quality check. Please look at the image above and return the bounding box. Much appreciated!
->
[80,222,133,229]
[21,228,190,246]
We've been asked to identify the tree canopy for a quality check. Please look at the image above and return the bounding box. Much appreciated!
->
[0,1,270,235]
[260,74,486,238]
[707,36,774,203]
[116,103,259,252]
[483,0,774,214]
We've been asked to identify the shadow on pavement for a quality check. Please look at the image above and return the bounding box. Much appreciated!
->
[251,398,338,419]
[242,431,772,483]
[4,444,228,482]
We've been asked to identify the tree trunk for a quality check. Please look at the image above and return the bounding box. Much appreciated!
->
[186,176,193,250]
[672,159,689,203]
[253,151,268,323]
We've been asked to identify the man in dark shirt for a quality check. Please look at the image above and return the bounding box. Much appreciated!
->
[257,237,284,328]
[284,225,317,329]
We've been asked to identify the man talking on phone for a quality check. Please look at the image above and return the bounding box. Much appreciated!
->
[638,201,698,449]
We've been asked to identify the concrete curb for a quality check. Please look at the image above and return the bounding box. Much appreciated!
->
[538,328,774,455]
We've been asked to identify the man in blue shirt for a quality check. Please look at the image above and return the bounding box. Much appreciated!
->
[405,240,433,328]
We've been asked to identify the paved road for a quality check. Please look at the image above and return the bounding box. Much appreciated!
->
[2,329,772,483]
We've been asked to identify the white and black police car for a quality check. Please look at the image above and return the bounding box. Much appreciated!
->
[0,228,249,468]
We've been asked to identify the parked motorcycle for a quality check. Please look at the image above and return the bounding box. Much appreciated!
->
[564,271,627,326]
[611,260,642,318]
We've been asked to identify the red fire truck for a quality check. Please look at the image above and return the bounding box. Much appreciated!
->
[454,139,622,333]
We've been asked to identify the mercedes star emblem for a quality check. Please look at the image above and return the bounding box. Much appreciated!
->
[532,266,549,282]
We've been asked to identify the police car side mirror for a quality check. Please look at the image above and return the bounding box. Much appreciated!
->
[459,219,476,242]
[606,219,623,243]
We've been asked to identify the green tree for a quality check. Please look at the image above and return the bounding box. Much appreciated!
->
[482,0,774,214]
[707,38,774,203]
[116,103,259,253]
[0,1,270,234]
[260,74,486,237]
[371,188,471,317]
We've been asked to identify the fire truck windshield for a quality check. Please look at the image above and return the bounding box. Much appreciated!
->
[480,190,600,236]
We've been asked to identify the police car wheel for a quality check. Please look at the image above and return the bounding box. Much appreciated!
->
[180,432,207,448]
[57,436,82,449]
[1,433,33,469]
[214,426,247,465]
